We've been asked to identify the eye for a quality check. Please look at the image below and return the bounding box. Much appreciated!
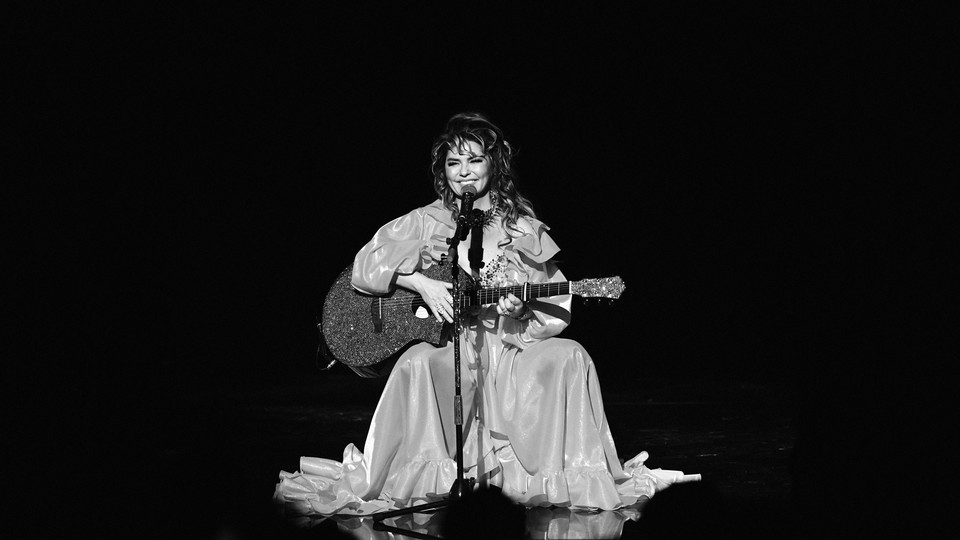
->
[470,158,484,164]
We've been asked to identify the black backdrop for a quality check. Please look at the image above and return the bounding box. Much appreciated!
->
[19,5,953,532]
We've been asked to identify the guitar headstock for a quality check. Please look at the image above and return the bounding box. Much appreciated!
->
[570,276,626,300]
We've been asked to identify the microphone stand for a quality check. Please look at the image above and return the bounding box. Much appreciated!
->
[372,200,481,536]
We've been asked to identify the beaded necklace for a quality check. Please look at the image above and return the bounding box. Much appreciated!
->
[474,207,498,229]
[457,207,499,229]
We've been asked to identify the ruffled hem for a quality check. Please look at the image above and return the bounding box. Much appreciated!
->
[386,460,457,501]
[273,444,382,516]
[274,444,700,517]
[274,442,504,517]
[492,450,698,511]
[501,466,623,510]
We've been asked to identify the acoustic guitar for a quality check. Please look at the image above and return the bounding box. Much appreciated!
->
[319,262,625,377]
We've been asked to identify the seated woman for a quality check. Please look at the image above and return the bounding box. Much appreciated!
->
[274,112,696,516]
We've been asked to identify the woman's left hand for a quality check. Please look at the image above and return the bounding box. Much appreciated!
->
[497,293,527,319]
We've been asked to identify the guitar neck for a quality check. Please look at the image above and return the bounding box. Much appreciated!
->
[472,282,570,305]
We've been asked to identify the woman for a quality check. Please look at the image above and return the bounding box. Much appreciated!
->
[275,113,695,516]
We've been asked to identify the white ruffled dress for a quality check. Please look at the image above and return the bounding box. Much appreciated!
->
[274,201,697,516]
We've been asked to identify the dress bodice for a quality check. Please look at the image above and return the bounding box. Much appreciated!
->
[478,251,509,288]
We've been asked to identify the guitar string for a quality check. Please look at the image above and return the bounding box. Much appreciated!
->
[374,283,571,309]
[374,283,568,307]
[368,281,620,310]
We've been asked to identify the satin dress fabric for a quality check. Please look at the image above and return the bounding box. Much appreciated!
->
[274,200,696,516]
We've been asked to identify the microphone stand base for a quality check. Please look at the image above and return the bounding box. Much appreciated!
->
[449,477,476,500]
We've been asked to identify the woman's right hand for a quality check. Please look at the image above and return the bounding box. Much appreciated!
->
[396,272,454,323]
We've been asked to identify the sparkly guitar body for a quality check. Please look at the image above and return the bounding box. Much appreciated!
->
[319,262,625,377]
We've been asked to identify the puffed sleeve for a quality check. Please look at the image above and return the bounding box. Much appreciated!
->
[499,219,573,350]
[351,208,429,295]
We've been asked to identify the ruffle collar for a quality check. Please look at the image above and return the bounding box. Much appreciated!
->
[422,200,560,264]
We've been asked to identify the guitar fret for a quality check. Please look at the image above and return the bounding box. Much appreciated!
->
[473,281,571,305]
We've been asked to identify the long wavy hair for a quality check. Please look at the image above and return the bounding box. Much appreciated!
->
[430,112,537,240]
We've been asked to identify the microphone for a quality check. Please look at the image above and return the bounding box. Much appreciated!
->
[457,185,477,240]
[460,184,477,214]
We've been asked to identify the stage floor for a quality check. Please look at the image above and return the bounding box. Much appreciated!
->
[132,365,798,539]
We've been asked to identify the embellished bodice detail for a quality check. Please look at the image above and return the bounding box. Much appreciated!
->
[478,251,509,288]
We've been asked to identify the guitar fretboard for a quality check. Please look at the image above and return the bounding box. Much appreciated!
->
[470,282,570,306]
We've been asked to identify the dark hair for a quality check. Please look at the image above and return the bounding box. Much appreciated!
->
[430,112,536,239]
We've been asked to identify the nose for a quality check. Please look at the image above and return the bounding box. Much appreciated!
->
[459,166,471,178]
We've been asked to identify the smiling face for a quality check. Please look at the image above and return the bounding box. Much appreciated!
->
[444,139,491,199]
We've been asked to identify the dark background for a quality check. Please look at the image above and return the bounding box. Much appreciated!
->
[18,3,953,537]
